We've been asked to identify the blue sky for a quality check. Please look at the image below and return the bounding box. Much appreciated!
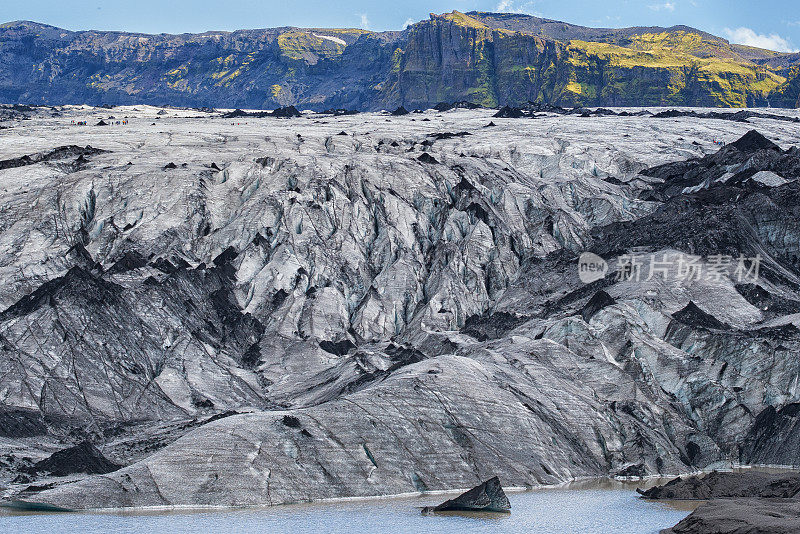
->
[3,0,798,52]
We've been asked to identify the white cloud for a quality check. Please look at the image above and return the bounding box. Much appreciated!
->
[649,2,676,11]
[723,27,799,53]
[358,13,370,30]
[402,18,415,29]
[495,1,539,15]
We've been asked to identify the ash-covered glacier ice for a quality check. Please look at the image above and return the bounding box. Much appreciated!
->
[1,104,800,508]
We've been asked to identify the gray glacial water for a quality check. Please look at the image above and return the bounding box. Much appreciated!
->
[0,481,697,534]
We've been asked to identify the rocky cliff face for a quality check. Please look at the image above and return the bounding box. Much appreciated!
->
[1,12,798,110]
[0,21,395,110]
[387,13,794,109]
[1,105,800,508]
[770,67,800,108]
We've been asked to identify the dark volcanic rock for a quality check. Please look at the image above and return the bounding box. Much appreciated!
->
[417,153,439,164]
[614,463,648,478]
[735,284,800,319]
[653,471,800,533]
[494,106,525,118]
[426,477,511,513]
[592,107,618,116]
[730,130,780,153]
[391,106,409,116]
[319,339,356,356]
[637,129,800,203]
[592,131,800,288]
[663,498,800,534]
[0,145,106,170]
[462,312,526,341]
[223,109,271,119]
[281,415,302,428]
[30,441,121,477]
[222,109,252,118]
[106,251,149,274]
[652,109,703,119]
[223,106,301,119]
[428,131,471,141]
[638,471,800,500]
[520,102,571,114]
[671,302,729,330]
[271,105,301,118]
[652,109,800,124]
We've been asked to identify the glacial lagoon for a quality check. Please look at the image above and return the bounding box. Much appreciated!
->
[0,479,698,534]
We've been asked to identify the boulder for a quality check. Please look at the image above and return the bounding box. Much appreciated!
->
[425,476,511,513]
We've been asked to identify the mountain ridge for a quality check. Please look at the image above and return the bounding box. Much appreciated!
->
[0,11,798,109]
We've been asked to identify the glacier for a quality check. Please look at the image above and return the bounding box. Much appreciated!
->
[1,104,800,509]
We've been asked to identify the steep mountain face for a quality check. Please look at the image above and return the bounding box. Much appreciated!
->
[0,12,798,110]
[387,13,569,108]
[470,12,784,63]
[770,67,800,108]
[1,105,800,508]
[0,21,397,110]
